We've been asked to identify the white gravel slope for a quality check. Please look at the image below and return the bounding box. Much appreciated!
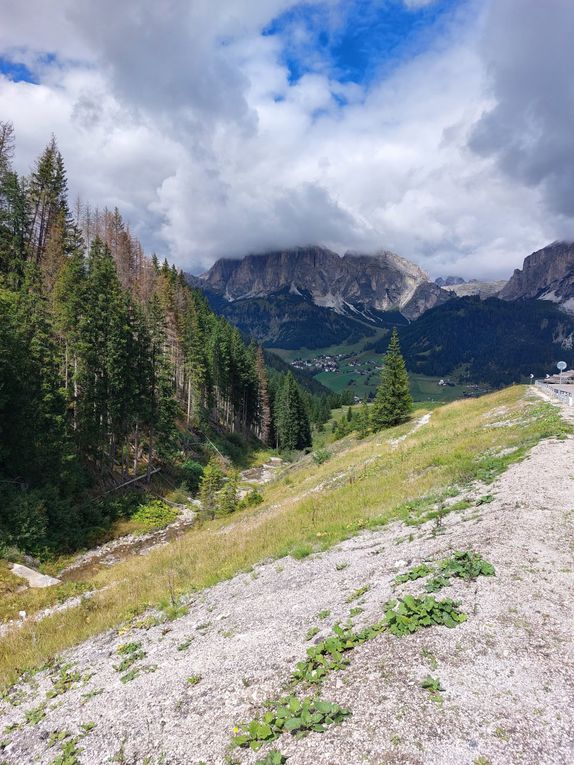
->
[2,414,574,764]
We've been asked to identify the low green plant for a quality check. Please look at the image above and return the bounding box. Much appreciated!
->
[349,607,363,618]
[47,730,71,747]
[113,642,146,673]
[46,668,82,699]
[440,550,495,581]
[305,627,320,641]
[312,449,332,465]
[50,738,83,765]
[187,675,202,685]
[420,675,444,702]
[233,696,350,751]
[421,648,438,670]
[346,585,369,603]
[81,688,103,703]
[25,703,46,725]
[80,721,96,735]
[255,750,287,765]
[394,564,432,585]
[119,668,140,684]
[177,637,194,651]
[316,610,331,620]
[476,494,494,505]
[394,551,495,593]
[180,460,204,493]
[383,596,467,636]
[292,623,373,684]
[159,600,189,622]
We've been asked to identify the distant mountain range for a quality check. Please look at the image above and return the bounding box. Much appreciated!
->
[190,246,450,347]
[193,245,448,319]
[188,241,574,383]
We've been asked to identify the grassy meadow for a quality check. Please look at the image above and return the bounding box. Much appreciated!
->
[0,386,568,690]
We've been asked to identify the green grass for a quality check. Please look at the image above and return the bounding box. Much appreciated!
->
[0,387,568,690]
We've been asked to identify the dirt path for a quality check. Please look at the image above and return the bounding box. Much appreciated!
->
[3,395,573,764]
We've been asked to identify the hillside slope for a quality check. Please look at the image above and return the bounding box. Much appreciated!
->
[368,296,574,386]
[1,389,573,764]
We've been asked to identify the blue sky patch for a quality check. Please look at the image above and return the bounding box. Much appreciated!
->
[264,0,465,85]
[0,57,37,83]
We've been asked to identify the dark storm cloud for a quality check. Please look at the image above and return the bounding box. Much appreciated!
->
[470,0,574,219]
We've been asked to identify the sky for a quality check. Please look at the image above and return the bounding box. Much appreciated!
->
[1,0,573,279]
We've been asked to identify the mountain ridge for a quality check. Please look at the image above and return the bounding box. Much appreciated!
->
[194,245,451,321]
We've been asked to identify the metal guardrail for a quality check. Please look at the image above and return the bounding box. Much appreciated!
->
[535,380,574,406]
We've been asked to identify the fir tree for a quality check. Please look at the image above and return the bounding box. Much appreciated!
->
[199,458,224,520]
[274,372,312,451]
[371,328,412,429]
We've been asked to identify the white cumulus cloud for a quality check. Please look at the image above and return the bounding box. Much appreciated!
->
[0,0,571,279]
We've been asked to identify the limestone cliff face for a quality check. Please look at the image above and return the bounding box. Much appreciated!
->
[198,246,449,320]
[499,241,574,310]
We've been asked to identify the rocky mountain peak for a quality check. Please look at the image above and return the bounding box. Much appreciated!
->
[198,245,449,320]
[499,241,574,311]
[435,275,466,287]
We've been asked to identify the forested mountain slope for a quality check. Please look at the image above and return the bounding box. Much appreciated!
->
[367,296,574,386]
[0,123,329,557]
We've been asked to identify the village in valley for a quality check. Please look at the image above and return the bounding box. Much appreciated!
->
[288,350,490,401]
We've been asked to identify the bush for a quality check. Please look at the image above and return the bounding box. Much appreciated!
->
[312,449,331,465]
[239,489,264,509]
[180,460,204,494]
[130,500,178,531]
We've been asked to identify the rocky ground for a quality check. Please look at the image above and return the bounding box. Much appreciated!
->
[2,391,574,765]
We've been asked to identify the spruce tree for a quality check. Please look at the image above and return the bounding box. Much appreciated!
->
[199,458,224,520]
[371,328,412,430]
[275,372,312,451]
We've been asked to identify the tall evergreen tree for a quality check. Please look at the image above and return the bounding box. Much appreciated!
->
[275,372,312,451]
[371,328,412,429]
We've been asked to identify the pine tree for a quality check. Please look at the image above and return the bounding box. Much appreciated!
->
[28,137,70,263]
[199,458,224,520]
[275,372,312,451]
[371,328,412,429]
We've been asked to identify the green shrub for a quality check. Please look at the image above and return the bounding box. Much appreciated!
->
[239,489,264,509]
[312,449,331,466]
[181,460,204,493]
[130,500,178,532]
